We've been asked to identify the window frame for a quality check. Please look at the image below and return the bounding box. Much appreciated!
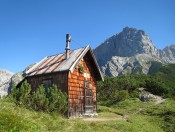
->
[42,78,53,91]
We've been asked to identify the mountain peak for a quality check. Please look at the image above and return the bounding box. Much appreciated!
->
[122,26,146,35]
[94,27,159,59]
[94,27,175,76]
[123,26,136,31]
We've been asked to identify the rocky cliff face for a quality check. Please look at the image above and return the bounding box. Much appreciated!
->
[161,45,175,63]
[0,70,14,97]
[0,64,35,97]
[94,27,175,76]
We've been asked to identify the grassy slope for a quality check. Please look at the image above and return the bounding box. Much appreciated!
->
[99,98,163,132]
[1,64,175,131]
[1,98,175,132]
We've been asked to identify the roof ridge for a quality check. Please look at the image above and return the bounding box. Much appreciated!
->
[47,46,86,57]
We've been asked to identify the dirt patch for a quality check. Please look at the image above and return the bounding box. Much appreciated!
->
[82,115,125,122]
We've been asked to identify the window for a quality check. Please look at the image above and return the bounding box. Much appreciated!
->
[84,81,93,97]
[85,89,93,96]
[42,78,52,91]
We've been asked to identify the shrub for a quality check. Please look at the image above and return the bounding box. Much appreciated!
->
[10,80,31,105]
[31,85,49,111]
[118,90,129,101]
[47,84,67,113]
[9,81,67,114]
[145,78,168,96]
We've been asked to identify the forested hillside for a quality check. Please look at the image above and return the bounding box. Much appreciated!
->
[153,64,175,90]
[97,64,175,106]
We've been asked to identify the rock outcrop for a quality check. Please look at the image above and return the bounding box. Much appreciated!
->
[0,64,35,97]
[161,45,175,63]
[0,70,14,97]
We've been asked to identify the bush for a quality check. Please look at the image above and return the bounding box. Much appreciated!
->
[97,75,145,106]
[47,84,67,113]
[98,89,129,106]
[9,81,67,114]
[145,78,168,96]
[118,90,129,101]
[31,85,49,111]
[10,80,31,105]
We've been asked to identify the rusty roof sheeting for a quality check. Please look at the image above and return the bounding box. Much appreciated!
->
[26,45,104,81]
[26,46,86,76]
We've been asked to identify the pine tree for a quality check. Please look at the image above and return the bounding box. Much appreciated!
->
[32,85,48,111]
[47,84,67,113]
[10,80,31,106]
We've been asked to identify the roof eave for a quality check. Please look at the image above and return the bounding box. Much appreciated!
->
[25,56,48,75]
[89,48,104,81]
[69,45,90,72]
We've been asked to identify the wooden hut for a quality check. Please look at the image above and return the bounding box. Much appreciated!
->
[25,35,104,117]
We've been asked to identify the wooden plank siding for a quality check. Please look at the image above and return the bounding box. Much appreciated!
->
[26,71,68,93]
[68,54,97,117]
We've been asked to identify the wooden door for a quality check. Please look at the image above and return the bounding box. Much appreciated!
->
[84,80,94,114]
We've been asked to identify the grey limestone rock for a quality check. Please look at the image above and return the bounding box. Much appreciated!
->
[0,69,14,97]
[0,64,35,97]
[94,27,175,76]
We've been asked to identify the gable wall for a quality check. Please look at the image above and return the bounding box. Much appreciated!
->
[68,54,97,117]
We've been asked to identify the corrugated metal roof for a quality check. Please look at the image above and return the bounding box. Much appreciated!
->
[26,46,86,76]
[26,45,104,81]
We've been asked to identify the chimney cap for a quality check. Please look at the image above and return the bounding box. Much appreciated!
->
[66,34,71,42]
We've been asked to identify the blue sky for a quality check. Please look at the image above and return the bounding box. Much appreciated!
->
[0,0,175,73]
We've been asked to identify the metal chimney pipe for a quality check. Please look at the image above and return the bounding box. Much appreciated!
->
[65,34,71,59]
